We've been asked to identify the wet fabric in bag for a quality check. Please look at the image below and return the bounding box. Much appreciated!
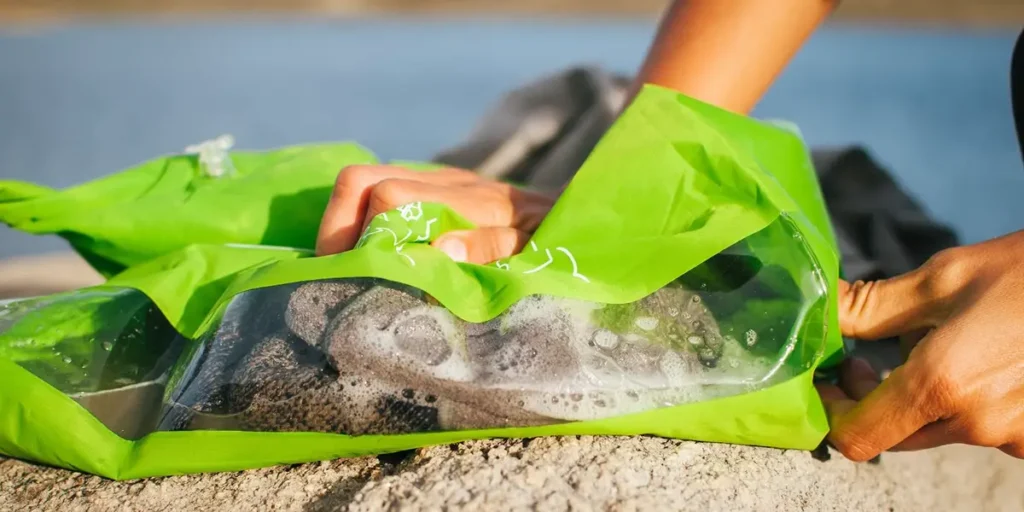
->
[0,85,843,479]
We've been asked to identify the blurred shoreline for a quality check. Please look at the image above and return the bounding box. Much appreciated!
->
[2,0,1023,28]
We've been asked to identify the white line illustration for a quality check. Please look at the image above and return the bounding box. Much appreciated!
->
[556,247,590,283]
[416,218,438,242]
[395,245,416,266]
[356,226,416,265]
[356,227,397,248]
[397,202,423,222]
[522,248,554,274]
[397,228,413,246]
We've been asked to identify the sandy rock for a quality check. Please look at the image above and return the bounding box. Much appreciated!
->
[3,438,1024,511]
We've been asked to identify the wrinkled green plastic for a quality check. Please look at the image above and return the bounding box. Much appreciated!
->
[0,144,378,277]
[0,85,842,479]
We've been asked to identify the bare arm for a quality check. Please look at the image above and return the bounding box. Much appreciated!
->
[630,0,838,114]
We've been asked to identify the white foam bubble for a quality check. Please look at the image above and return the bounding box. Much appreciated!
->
[345,298,477,383]
[634,317,658,331]
[744,329,758,346]
[658,350,694,386]
[699,334,779,385]
[592,329,619,350]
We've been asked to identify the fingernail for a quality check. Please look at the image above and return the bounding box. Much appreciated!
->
[437,239,467,262]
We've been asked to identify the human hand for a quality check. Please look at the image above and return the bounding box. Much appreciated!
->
[315,165,556,264]
[819,230,1024,461]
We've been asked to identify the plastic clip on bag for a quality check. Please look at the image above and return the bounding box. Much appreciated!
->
[0,85,843,479]
[184,134,238,179]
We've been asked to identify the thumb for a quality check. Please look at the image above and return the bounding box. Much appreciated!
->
[838,270,943,341]
[432,227,531,265]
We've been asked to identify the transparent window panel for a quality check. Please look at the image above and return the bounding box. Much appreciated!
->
[0,289,184,439]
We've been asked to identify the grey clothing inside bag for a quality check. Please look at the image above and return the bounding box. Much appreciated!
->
[432,66,960,371]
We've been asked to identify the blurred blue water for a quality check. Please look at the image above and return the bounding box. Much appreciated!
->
[0,18,1021,260]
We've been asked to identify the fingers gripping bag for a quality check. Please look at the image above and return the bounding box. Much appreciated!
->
[0,85,844,479]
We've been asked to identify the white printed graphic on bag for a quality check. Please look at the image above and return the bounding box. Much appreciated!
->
[359,202,588,283]
[496,241,589,283]
[356,202,436,267]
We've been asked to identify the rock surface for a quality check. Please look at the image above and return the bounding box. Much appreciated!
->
[3,437,1024,511]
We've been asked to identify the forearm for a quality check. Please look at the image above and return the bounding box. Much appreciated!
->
[630,0,838,114]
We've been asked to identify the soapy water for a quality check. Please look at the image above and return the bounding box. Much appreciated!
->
[158,277,804,435]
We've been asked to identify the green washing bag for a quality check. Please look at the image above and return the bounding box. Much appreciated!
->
[0,85,843,480]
